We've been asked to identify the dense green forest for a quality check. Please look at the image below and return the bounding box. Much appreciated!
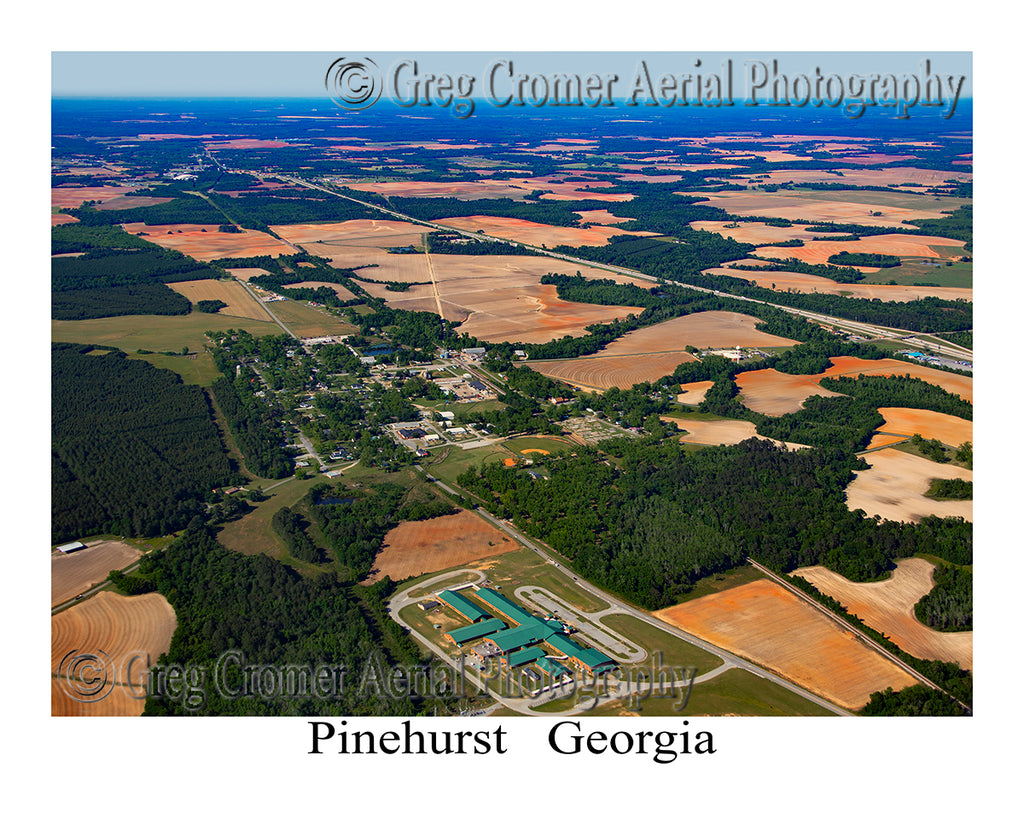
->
[915,564,972,631]
[827,251,902,268]
[137,521,456,716]
[457,437,971,608]
[51,344,234,543]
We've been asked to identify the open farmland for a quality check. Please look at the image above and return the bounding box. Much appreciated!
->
[655,579,917,710]
[51,540,141,607]
[52,185,137,209]
[752,233,967,265]
[121,223,295,261]
[51,591,177,716]
[742,166,972,190]
[793,559,972,669]
[521,312,797,390]
[433,215,651,247]
[676,380,716,405]
[282,280,357,300]
[707,266,972,303]
[844,446,973,523]
[263,299,358,338]
[872,407,973,448]
[661,417,808,448]
[691,190,960,229]
[363,510,519,584]
[166,279,273,321]
[734,356,974,416]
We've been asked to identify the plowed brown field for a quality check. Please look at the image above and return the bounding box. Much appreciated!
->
[364,510,518,583]
[52,592,176,716]
[121,223,294,261]
[655,579,917,709]
[662,417,807,448]
[844,447,972,523]
[524,351,696,391]
[51,186,137,209]
[676,380,715,405]
[793,559,971,669]
[433,215,651,247]
[873,407,973,447]
[52,541,140,607]
[735,356,973,416]
[282,281,357,301]
[753,233,966,265]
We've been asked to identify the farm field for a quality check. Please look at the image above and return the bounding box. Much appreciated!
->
[126,349,221,386]
[793,558,972,669]
[263,298,358,338]
[734,356,974,416]
[708,266,972,303]
[741,166,972,191]
[94,195,176,210]
[691,190,959,228]
[751,233,967,265]
[655,579,917,710]
[675,380,716,405]
[121,223,295,261]
[51,185,137,209]
[51,311,282,353]
[51,591,177,716]
[51,540,141,607]
[364,509,518,584]
[661,417,807,448]
[844,447,973,523]
[270,219,433,248]
[691,220,825,244]
[872,407,973,448]
[433,215,653,247]
[282,280,357,301]
[524,351,696,391]
[166,279,273,321]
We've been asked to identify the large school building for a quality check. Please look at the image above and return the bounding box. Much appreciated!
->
[439,586,617,676]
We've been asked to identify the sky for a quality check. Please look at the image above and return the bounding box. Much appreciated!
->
[51,51,972,99]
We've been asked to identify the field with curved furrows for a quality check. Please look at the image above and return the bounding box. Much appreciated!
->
[735,356,974,416]
[51,592,177,716]
[51,540,141,607]
[793,559,972,670]
[524,351,696,391]
[655,579,917,710]
[844,447,972,523]
[675,380,715,405]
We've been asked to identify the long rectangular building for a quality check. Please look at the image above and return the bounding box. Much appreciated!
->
[445,618,506,646]
[437,589,489,623]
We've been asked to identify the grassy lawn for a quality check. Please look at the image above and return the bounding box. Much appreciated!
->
[588,667,837,716]
[861,260,972,288]
[126,349,221,386]
[52,311,280,353]
[474,548,608,614]
[671,564,765,604]
[600,615,723,675]
[426,443,507,487]
[215,475,328,557]
[504,436,577,456]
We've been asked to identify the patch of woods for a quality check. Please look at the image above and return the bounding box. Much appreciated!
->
[458,437,971,609]
[826,251,902,268]
[51,344,234,544]
[130,521,459,716]
[914,564,972,631]
[51,224,219,320]
[195,299,227,313]
[426,230,543,256]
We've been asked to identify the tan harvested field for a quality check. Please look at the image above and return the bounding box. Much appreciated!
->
[94,195,175,210]
[51,592,177,716]
[691,220,823,244]
[793,559,972,669]
[282,280,357,300]
[873,407,973,448]
[747,166,972,190]
[51,185,137,209]
[524,351,696,391]
[655,579,917,709]
[344,179,534,200]
[263,299,358,339]
[676,380,715,405]
[433,215,652,247]
[752,233,966,265]
[844,446,973,523]
[735,356,973,416]
[51,540,141,607]
[662,417,807,448]
[52,213,79,225]
[224,266,279,282]
[575,209,632,225]
[271,219,433,247]
[629,310,801,351]
[121,223,295,261]
[167,279,272,321]
[708,266,972,303]
[364,510,518,583]
[692,190,953,229]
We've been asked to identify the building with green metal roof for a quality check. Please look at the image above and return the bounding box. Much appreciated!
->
[505,645,547,668]
[437,589,488,623]
[475,586,535,624]
[444,618,506,646]
[536,656,571,680]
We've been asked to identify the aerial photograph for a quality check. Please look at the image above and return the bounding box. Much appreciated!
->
[49,50,976,729]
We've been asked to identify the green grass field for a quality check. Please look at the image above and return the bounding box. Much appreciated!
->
[52,311,281,353]
[860,260,972,288]
[264,298,357,338]
[600,615,723,675]
[504,436,577,456]
[126,349,221,386]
